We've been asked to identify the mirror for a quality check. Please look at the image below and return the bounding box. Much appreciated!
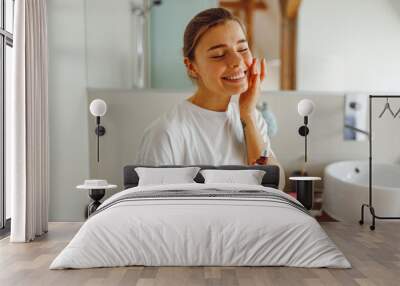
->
[84,0,400,92]
[85,0,152,89]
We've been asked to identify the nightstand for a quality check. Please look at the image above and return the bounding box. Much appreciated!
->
[77,180,117,218]
[289,176,321,210]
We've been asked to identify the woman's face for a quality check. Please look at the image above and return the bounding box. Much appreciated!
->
[188,20,253,96]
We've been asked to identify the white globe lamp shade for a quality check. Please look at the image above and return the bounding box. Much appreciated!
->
[297,99,315,117]
[90,99,107,117]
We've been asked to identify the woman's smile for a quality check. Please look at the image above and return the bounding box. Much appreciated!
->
[221,70,247,84]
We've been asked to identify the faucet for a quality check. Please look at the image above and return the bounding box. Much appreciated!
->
[344,96,369,140]
[344,124,369,136]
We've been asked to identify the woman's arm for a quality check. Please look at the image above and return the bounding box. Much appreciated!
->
[239,58,270,165]
[241,117,286,190]
[241,113,281,168]
[239,58,286,190]
[240,113,266,165]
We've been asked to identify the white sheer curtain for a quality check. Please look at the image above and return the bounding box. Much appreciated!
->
[8,0,49,242]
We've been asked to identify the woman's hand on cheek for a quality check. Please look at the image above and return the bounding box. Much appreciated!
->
[239,57,266,118]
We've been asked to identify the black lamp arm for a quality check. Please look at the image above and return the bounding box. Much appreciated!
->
[94,116,106,162]
[298,116,310,164]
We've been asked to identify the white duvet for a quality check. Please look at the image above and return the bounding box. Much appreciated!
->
[50,183,351,269]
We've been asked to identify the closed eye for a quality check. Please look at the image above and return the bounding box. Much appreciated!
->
[211,54,225,59]
[210,48,248,59]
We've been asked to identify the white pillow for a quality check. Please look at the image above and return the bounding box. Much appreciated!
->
[200,169,266,185]
[135,167,200,186]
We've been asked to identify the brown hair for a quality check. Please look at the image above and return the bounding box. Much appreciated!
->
[183,7,247,62]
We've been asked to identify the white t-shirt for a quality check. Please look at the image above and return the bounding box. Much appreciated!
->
[136,97,285,189]
[136,97,273,164]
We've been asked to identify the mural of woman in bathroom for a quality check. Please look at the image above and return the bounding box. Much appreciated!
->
[136,7,285,190]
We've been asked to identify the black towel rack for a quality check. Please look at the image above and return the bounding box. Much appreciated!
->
[360,95,400,230]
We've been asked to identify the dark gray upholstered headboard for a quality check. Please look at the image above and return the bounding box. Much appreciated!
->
[123,165,280,189]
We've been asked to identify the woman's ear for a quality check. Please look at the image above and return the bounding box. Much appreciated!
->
[184,57,198,79]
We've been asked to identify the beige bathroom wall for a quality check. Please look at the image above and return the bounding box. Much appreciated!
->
[86,89,400,199]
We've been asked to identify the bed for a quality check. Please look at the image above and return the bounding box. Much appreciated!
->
[50,165,350,269]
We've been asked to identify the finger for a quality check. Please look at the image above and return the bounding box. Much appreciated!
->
[252,70,260,89]
[250,59,259,89]
[249,64,260,92]
[250,58,256,75]
[253,58,258,75]
[253,59,260,87]
[260,58,266,82]
[246,58,254,82]
[247,58,256,89]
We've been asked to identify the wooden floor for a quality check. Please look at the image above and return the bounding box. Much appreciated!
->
[0,222,399,286]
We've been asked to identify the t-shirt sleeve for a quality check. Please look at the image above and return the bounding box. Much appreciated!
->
[254,109,276,158]
[135,125,176,165]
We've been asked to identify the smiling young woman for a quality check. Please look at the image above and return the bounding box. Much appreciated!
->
[136,8,285,190]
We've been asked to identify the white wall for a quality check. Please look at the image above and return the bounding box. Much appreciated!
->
[87,90,400,200]
[85,90,371,193]
[87,89,190,200]
[47,0,90,221]
[298,0,400,92]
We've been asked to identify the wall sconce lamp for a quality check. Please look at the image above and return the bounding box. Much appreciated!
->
[297,99,315,165]
[89,99,107,162]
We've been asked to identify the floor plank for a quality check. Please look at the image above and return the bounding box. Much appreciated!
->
[0,222,399,286]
